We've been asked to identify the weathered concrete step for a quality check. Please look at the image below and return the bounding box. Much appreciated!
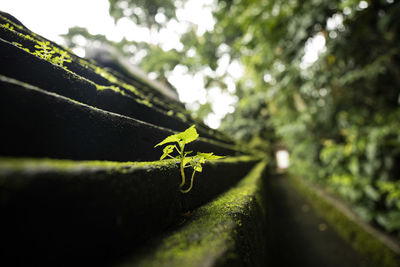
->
[0,17,234,145]
[0,38,202,136]
[116,161,268,267]
[0,75,242,161]
[288,175,400,267]
[0,156,259,266]
[0,12,181,105]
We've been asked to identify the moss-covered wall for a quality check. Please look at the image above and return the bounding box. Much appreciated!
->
[289,175,400,267]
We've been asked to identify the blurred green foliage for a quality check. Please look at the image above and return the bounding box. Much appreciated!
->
[62,0,400,234]
[214,0,400,234]
[108,0,179,28]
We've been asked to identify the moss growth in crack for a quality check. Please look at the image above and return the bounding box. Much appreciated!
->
[289,175,400,267]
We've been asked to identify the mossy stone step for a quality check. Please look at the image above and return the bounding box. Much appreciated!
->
[0,75,241,161]
[0,17,235,145]
[117,161,268,267]
[0,156,259,266]
[0,12,181,105]
[0,38,199,135]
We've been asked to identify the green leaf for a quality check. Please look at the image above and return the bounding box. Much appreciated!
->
[194,164,202,172]
[377,212,400,232]
[197,152,225,160]
[176,125,199,144]
[160,145,174,160]
[184,151,193,156]
[154,125,199,147]
[154,134,180,147]
[182,157,192,167]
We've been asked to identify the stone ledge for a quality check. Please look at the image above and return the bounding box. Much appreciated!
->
[0,38,198,136]
[0,156,259,266]
[0,75,244,161]
[289,175,400,267]
[0,14,234,145]
[118,161,268,267]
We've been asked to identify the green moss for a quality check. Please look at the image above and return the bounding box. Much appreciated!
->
[0,157,179,176]
[121,82,140,96]
[0,21,72,69]
[176,112,188,122]
[0,156,258,175]
[0,15,24,30]
[96,84,125,95]
[94,66,119,83]
[126,161,267,267]
[209,155,260,164]
[289,175,400,267]
[0,22,14,30]
[137,98,153,107]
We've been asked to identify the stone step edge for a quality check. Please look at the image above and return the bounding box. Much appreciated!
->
[117,161,268,267]
[0,74,248,157]
[0,18,234,146]
[0,155,258,175]
[288,175,400,267]
[0,156,261,266]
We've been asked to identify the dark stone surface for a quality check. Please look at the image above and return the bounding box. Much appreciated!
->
[0,158,257,266]
[0,38,200,135]
[0,76,240,161]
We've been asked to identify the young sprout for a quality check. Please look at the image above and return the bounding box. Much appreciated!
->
[32,41,72,68]
[155,125,224,193]
[33,41,55,61]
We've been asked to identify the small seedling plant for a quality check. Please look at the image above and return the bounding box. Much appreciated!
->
[33,41,72,67]
[155,125,224,193]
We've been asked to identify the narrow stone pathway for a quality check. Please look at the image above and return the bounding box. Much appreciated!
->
[266,174,371,267]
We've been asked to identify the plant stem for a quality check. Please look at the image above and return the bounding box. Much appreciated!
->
[180,158,186,187]
[179,143,185,188]
[180,170,196,193]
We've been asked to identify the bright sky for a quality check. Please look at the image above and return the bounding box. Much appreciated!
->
[0,0,236,129]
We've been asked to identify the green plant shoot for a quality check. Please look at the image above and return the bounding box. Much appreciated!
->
[33,41,72,68]
[155,125,224,193]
